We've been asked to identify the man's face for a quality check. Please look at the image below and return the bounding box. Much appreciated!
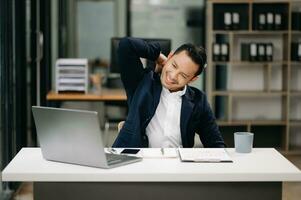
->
[160,51,199,92]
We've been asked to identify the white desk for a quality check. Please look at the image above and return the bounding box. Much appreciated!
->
[2,148,301,200]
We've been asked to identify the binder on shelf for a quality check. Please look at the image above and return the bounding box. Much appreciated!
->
[224,12,232,30]
[215,96,227,120]
[299,43,301,61]
[292,12,301,31]
[220,43,229,61]
[232,12,240,30]
[55,58,89,93]
[213,43,221,61]
[241,43,250,61]
[274,13,282,30]
[258,13,266,30]
[265,43,273,62]
[250,43,257,62]
[257,43,266,61]
[215,65,227,91]
[215,64,228,121]
[291,43,301,61]
[291,43,297,61]
[266,12,274,30]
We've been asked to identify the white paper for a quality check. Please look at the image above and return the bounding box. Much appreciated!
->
[59,78,86,84]
[178,148,232,162]
[142,148,178,158]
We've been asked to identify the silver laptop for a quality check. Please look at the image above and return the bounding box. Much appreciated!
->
[32,106,142,168]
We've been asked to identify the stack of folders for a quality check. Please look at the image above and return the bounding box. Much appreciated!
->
[241,43,273,62]
[223,12,241,30]
[255,12,284,30]
[178,148,233,163]
[55,59,88,93]
[291,43,301,61]
[212,43,230,62]
[292,12,301,30]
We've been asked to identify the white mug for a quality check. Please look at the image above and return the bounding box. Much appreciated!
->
[234,132,254,153]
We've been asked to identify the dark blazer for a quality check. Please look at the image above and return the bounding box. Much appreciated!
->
[112,37,225,148]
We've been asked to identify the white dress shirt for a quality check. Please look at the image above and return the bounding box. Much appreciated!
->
[146,86,187,148]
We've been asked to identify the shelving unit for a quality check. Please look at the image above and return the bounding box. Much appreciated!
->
[206,0,301,155]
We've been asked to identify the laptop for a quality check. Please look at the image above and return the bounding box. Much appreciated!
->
[32,106,142,168]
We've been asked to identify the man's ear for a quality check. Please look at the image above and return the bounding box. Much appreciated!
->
[189,76,198,83]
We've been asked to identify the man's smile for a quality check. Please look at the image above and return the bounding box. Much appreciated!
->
[165,72,177,85]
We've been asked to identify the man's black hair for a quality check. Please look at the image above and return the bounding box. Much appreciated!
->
[173,43,207,76]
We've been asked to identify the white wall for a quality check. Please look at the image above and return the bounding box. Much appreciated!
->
[130,0,206,90]
[77,1,115,60]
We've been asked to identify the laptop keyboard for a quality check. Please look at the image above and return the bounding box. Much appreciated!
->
[105,153,138,165]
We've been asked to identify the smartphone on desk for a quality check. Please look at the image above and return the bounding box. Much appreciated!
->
[120,149,140,154]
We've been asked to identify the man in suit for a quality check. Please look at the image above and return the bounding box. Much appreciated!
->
[113,37,225,148]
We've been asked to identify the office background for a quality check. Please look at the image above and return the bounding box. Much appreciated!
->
[0,0,301,199]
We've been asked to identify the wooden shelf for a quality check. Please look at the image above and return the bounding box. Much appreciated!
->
[291,31,301,35]
[212,30,289,35]
[291,61,301,65]
[287,146,301,154]
[213,91,287,96]
[252,0,292,3]
[217,120,286,126]
[290,92,301,96]
[289,121,301,126]
[212,61,288,65]
[46,89,126,101]
[279,150,301,156]
[208,0,249,3]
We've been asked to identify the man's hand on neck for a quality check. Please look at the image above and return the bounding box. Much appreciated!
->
[155,53,167,73]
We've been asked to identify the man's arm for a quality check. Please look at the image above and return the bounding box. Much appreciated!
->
[196,96,226,148]
[118,37,161,99]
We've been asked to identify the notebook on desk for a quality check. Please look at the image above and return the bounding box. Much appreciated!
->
[178,148,233,163]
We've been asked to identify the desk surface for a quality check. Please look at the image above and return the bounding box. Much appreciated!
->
[2,148,301,182]
[47,88,126,101]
